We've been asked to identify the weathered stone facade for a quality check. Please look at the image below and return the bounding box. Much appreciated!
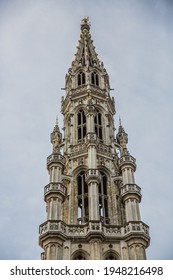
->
[39,17,150,260]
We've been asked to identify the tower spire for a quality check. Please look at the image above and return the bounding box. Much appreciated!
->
[71,17,104,71]
[39,18,150,261]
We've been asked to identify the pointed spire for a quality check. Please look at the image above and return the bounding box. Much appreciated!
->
[71,17,104,71]
[119,116,122,126]
[56,115,58,126]
[52,115,60,133]
[51,116,62,153]
[116,118,128,154]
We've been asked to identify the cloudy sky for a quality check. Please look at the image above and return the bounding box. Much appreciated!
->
[0,0,173,260]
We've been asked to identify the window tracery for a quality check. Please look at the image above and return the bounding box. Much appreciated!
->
[94,109,103,140]
[105,253,117,260]
[99,172,109,223]
[77,109,86,141]
[74,254,86,260]
[77,171,88,224]
[77,72,85,86]
[91,72,99,86]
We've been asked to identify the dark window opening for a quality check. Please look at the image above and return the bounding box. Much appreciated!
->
[82,72,85,84]
[77,172,88,224]
[78,113,81,125]
[77,110,86,141]
[105,254,117,260]
[94,109,103,140]
[78,128,81,140]
[99,172,108,223]
[91,72,95,84]
[96,74,99,86]
[74,254,86,260]
[77,72,85,86]
[91,72,99,86]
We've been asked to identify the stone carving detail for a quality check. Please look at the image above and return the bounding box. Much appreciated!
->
[121,184,141,195]
[44,183,67,196]
[39,221,149,239]
[97,143,112,157]
[47,154,65,167]
[70,143,87,156]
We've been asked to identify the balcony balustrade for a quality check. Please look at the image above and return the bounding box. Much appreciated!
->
[44,182,67,197]
[47,154,65,168]
[39,220,149,240]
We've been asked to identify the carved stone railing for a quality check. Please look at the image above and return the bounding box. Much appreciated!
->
[97,143,112,157]
[70,143,87,157]
[44,183,67,197]
[124,221,149,236]
[39,221,67,235]
[119,155,136,164]
[89,85,105,96]
[72,85,88,96]
[39,220,149,240]
[121,184,141,196]
[47,154,65,168]
[103,225,122,235]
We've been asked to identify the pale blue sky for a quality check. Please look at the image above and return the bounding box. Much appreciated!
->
[0,0,173,259]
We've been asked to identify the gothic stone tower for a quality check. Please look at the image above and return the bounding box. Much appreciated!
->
[39,18,150,260]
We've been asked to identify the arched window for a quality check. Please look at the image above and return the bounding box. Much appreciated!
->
[78,72,85,86]
[72,250,89,260]
[91,72,99,86]
[94,109,103,140]
[77,109,86,141]
[105,253,117,260]
[99,172,109,224]
[74,254,86,260]
[77,172,88,224]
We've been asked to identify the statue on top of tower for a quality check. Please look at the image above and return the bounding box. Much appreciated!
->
[116,117,129,155]
[50,116,62,153]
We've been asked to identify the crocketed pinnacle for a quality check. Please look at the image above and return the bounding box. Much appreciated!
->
[71,17,105,72]
[116,117,129,154]
[51,116,62,153]
[53,115,60,133]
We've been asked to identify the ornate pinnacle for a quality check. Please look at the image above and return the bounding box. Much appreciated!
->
[81,17,90,32]
[51,116,62,153]
[116,118,128,154]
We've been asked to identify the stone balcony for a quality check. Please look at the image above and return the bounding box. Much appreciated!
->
[97,143,112,157]
[119,155,136,170]
[47,154,65,169]
[70,143,88,157]
[39,220,149,244]
[120,184,141,201]
[44,183,67,200]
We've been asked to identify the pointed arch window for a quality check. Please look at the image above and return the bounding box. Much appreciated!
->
[74,254,86,260]
[99,172,109,224]
[77,171,88,224]
[78,72,85,86]
[94,109,103,140]
[91,72,99,86]
[105,253,117,260]
[77,109,86,141]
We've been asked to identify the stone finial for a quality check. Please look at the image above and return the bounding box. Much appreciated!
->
[51,116,62,153]
[81,17,90,32]
[116,118,128,153]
